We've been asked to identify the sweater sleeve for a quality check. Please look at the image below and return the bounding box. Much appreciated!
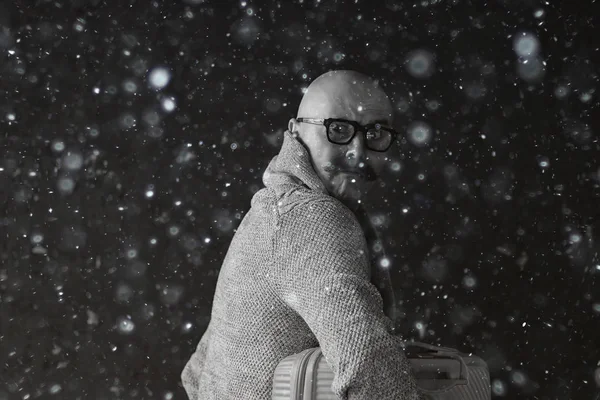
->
[270,199,425,400]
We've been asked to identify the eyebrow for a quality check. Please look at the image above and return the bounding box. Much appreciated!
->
[331,117,392,126]
[360,118,391,126]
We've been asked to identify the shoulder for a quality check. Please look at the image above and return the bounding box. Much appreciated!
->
[274,195,370,279]
[280,194,366,253]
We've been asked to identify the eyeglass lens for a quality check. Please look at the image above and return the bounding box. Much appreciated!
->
[327,121,392,151]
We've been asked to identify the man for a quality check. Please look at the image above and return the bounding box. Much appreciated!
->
[181,70,424,399]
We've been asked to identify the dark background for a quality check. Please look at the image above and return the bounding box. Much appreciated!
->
[1,0,599,399]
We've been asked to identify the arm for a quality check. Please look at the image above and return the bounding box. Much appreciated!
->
[354,204,399,325]
[181,326,210,399]
[270,199,424,400]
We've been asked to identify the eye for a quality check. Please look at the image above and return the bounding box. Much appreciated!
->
[366,130,382,140]
[331,122,348,131]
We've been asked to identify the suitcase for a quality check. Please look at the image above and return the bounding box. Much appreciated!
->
[272,341,491,399]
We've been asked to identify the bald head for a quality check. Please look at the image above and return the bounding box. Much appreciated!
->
[288,70,395,213]
[296,70,393,125]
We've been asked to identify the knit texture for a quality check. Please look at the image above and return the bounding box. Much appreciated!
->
[181,130,424,399]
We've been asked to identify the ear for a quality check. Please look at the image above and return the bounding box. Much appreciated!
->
[288,118,297,133]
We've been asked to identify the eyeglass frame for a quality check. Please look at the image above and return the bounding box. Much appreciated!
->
[295,117,398,152]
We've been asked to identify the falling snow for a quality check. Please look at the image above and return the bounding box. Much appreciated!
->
[0,1,598,400]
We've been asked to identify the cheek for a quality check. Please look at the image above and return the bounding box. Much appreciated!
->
[313,145,339,170]
[318,155,337,174]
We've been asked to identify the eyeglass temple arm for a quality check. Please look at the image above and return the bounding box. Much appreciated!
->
[296,118,324,125]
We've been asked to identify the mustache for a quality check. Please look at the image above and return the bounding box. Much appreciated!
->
[324,164,377,181]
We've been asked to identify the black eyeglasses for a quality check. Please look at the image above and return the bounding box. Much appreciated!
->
[295,118,398,152]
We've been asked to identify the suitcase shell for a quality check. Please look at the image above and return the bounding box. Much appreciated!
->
[272,342,491,400]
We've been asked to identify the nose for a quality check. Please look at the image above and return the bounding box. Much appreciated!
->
[345,131,368,169]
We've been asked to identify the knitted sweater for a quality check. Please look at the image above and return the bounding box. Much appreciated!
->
[181,130,424,399]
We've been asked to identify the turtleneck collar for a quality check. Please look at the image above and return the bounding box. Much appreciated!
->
[261,129,376,224]
[259,129,397,323]
[261,130,328,197]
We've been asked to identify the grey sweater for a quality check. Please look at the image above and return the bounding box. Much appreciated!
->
[181,130,423,399]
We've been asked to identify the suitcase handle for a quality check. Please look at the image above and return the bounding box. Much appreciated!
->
[401,341,469,385]
[401,341,459,355]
